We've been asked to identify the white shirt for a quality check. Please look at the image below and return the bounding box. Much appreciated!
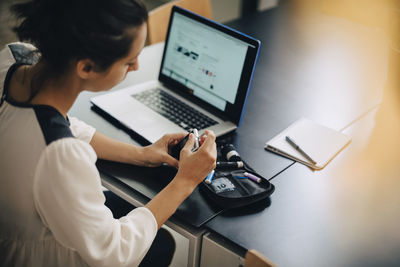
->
[0,43,158,267]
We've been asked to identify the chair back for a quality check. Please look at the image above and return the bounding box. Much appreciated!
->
[245,249,276,267]
[147,0,213,45]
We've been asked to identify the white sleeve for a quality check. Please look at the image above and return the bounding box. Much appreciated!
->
[68,116,96,143]
[33,138,158,267]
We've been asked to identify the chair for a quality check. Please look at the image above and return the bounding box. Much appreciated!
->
[245,249,277,267]
[147,0,213,45]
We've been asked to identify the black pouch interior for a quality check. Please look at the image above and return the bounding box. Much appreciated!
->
[199,147,275,209]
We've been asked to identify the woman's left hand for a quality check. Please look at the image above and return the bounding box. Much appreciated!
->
[139,132,187,168]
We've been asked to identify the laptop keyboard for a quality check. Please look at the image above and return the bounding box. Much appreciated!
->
[132,88,218,131]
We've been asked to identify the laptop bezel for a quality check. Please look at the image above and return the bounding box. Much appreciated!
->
[158,6,261,126]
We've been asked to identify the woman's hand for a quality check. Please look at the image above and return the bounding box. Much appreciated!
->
[139,132,187,168]
[145,130,216,228]
[174,130,217,188]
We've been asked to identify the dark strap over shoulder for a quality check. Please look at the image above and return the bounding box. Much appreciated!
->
[1,62,25,107]
[1,43,39,107]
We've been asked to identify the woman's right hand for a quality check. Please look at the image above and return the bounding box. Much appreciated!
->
[174,130,217,189]
[146,130,216,228]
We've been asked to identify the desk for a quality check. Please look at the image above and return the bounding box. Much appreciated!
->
[69,3,394,266]
[203,105,400,266]
[202,4,400,267]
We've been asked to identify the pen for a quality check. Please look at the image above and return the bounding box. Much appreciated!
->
[205,170,215,184]
[285,136,316,165]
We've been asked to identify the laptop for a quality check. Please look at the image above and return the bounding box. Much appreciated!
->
[91,6,261,143]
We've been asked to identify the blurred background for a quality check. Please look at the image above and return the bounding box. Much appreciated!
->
[0,0,279,48]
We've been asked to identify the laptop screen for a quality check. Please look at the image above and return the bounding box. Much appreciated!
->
[159,6,260,125]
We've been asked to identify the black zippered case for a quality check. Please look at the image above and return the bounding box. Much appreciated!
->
[199,149,275,209]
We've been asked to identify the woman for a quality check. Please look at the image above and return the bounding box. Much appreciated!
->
[0,0,216,266]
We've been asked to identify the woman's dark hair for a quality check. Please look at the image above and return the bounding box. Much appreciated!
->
[11,0,148,101]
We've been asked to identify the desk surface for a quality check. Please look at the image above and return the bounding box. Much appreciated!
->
[205,106,400,266]
[221,3,385,179]
[204,4,400,267]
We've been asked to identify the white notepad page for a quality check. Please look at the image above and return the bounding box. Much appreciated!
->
[265,118,351,170]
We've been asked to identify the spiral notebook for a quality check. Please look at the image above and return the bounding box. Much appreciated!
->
[264,118,351,170]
